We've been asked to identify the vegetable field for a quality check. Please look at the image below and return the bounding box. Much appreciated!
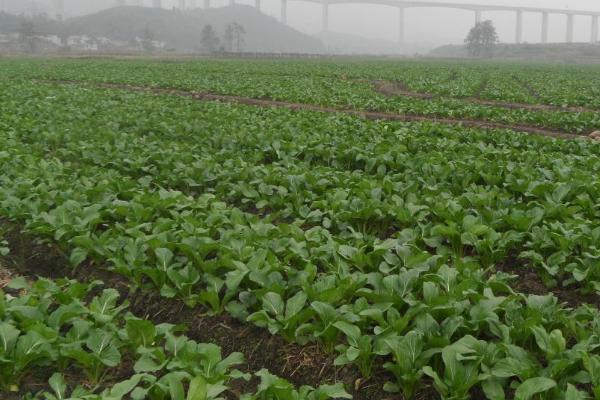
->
[1,57,600,400]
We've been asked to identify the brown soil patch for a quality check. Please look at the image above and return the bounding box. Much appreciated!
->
[374,80,434,100]
[0,263,13,289]
[473,75,490,99]
[495,255,600,309]
[38,79,582,140]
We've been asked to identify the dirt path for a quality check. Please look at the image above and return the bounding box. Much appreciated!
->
[40,79,583,140]
[511,74,542,101]
[372,79,599,115]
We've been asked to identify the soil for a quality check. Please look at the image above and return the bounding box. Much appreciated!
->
[494,254,600,309]
[38,79,583,141]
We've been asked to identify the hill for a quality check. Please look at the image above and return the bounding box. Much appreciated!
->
[315,31,437,56]
[0,6,326,54]
[430,42,600,63]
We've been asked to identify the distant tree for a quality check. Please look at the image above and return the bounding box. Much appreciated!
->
[18,18,36,53]
[232,22,245,52]
[200,24,220,53]
[223,22,246,52]
[141,26,155,53]
[58,28,69,48]
[465,20,498,57]
[223,23,234,52]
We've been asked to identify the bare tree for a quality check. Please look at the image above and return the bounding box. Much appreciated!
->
[223,23,234,52]
[465,20,498,58]
[141,26,155,53]
[223,22,246,52]
[200,24,220,53]
[232,22,245,52]
[19,18,36,53]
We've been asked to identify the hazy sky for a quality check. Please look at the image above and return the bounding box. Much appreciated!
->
[6,0,600,46]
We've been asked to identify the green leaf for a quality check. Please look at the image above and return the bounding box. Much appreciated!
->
[285,291,307,320]
[186,376,207,400]
[565,384,586,400]
[126,318,156,348]
[104,374,144,399]
[6,277,29,290]
[69,247,88,267]
[514,377,556,400]
[262,292,284,317]
[482,378,505,400]
[332,321,361,347]
[48,373,67,400]
[168,373,185,400]
[155,248,174,271]
[0,322,20,353]
[312,383,353,399]
[338,245,357,260]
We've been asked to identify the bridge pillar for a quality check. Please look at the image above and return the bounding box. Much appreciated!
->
[281,0,287,25]
[322,3,329,32]
[541,11,549,43]
[592,15,599,43]
[398,7,405,45]
[515,10,523,43]
[475,10,481,24]
[203,0,209,9]
[566,14,574,43]
[52,0,64,19]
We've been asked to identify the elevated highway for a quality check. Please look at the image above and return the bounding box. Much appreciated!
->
[115,0,600,45]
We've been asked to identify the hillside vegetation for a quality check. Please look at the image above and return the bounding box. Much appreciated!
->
[430,42,600,63]
[0,6,325,53]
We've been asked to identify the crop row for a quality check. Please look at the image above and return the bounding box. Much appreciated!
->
[0,267,349,399]
[2,59,600,133]
[2,80,600,398]
[10,81,600,294]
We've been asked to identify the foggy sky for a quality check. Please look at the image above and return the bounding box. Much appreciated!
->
[6,0,600,47]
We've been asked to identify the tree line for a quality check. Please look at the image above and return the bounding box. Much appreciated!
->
[200,23,246,53]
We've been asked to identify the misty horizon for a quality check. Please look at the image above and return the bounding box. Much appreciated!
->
[2,0,600,51]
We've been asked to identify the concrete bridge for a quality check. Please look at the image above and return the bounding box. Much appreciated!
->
[120,0,600,45]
